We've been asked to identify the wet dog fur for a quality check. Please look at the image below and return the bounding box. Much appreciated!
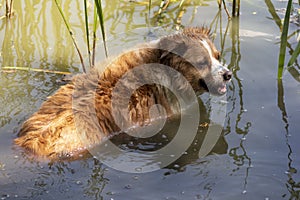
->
[14,27,232,159]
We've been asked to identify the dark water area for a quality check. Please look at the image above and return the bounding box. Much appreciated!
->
[0,0,299,199]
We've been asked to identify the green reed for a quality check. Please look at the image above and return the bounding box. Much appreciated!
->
[92,5,99,66]
[84,0,92,67]
[278,0,300,78]
[54,0,87,73]
[55,0,240,72]
[54,0,107,72]
[94,0,108,58]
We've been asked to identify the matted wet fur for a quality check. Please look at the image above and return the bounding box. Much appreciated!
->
[14,27,232,159]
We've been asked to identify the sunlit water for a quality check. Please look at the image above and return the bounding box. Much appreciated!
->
[0,0,299,199]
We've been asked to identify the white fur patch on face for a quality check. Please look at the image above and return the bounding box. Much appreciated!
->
[200,39,229,76]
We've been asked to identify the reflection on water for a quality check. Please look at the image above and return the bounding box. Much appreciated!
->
[0,0,300,199]
[1,1,80,72]
[217,16,254,194]
[265,0,300,198]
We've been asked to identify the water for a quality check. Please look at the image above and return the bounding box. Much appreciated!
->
[0,0,299,199]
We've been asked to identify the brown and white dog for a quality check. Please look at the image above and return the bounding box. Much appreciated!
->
[14,27,232,159]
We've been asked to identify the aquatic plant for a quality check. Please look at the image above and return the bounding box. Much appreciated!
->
[278,0,300,78]
[54,0,107,71]
[53,0,240,72]
[5,0,13,18]
[54,0,87,73]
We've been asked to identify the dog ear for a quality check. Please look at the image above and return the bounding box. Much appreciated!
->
[159,36,188,59]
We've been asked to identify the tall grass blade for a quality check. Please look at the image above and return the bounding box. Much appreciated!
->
[278,0,292,78]
[5,0,9,17]
[148,0,152,15]
[232,0,236,16]
[237,0,240,16]
[54,0,86,73]
[92,6,98,66]
[287,41,300,66]
[5,0,13,17]
[217,0,221,8]
[265,0,282,28]
[179,0,185,8]
[84,0,92,67]
[232,0,240,17]
[158,0,169,15]
[94,0,108,57]
[222,0,231,18]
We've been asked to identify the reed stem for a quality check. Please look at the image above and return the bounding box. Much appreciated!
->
[84,0,92,68]
[278,0,293,78]
[94,0,108,58]
[54,0,87,73]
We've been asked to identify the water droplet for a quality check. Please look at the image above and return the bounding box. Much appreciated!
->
[135,167,142,172]
[76,180,82,185]
[173,164,180,168]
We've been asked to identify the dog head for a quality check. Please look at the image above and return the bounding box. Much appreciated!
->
[158,27,232,95]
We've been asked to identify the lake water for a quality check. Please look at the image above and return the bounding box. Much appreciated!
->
[0,0,299,199]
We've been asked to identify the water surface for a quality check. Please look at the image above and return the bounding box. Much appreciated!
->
[0,0,299,199]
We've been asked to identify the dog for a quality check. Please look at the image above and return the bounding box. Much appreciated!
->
[14,27,232,159]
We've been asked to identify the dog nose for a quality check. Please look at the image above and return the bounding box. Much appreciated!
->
[223,71,232,81]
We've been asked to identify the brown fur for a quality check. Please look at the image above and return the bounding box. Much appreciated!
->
[15,27,224,159]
